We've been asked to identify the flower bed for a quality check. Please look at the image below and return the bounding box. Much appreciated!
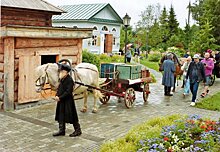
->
[138,115,220,152]
[99,115,220,152]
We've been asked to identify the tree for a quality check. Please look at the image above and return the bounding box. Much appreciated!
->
[168,5,179,38]
[189,20,217,53]
[120,26,134,49]
[135,3,161,51]
[191,0,220,46]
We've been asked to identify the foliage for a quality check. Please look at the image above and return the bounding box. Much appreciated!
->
[137,115,220,152]
[189,20,217,54]
[99,54,124,63]
[196,92,220,111]
[167,47,185,57]
[99,115,181,152]
[140,58,160,72]
[167,5,179,39]
[147,52,161,62]
[120,26,135,50]
[82,50,100,70]
[190,0,220,47]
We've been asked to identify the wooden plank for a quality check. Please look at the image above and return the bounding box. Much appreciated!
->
[14,81,18,92]
[15,38,78,49]
[0,54,4,63]
[14,92,18,102]
[3,37,14,110]
[0,63,4,72]
[14,60,19,71]
[0,73,3,83]
[61,56,78,65]
[1,26,93,39]
[0,82,4,92]
[0,92,4,101]
[77,40,82,64]
[14,71,19,80]
[15,46,79,58]
[18,55,41,103]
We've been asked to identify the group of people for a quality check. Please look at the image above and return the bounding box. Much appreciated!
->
[161,49,218,106]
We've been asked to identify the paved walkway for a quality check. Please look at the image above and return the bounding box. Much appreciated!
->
[0,68,220,152]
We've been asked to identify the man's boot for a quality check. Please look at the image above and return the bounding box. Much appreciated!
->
[164,86,168,95]
[69,122,82,137]
[53,123,65,136]
[167,87,173,96]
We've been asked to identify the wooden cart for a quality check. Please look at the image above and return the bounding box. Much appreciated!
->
[99,63,152,108]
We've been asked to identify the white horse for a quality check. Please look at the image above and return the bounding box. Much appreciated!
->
[34,62,103,113]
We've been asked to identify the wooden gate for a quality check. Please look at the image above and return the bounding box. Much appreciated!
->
[18,56,41,103]
[104,34,113,53]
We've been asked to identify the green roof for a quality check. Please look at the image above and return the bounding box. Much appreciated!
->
[53,3,122,24]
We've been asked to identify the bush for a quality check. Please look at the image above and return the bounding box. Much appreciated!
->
[82,50,100,70]
[148,52,161,62]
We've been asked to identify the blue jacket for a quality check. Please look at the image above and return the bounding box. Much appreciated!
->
[162,59,176,87]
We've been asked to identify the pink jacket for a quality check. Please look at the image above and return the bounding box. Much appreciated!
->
[201,58,214,76]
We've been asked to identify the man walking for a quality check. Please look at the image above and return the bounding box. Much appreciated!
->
[53,64,82,137]
[186,54,206,106]
[161,53,176,96]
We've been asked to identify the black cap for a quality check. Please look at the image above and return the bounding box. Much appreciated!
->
[60,64,71,72]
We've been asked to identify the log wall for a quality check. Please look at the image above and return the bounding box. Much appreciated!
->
[1,7,53,27]
[0,38,4,101]
[14,38,82,103]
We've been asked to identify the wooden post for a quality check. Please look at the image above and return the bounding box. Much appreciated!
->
[4,37,15,111]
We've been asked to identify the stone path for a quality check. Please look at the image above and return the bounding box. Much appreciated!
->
[0,68,219,152]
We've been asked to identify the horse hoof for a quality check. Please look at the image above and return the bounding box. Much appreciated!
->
[80,109,87,113]
[92,109,97,113]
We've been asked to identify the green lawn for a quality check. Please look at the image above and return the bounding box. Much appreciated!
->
[140,59,159,72]
[196,92,220,111]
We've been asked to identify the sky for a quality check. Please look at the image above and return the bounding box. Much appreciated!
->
[46,0,196,28]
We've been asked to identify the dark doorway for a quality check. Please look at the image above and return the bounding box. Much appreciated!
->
[41,55,57,65]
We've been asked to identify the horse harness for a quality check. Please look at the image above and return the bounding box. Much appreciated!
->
[35,64,56,90]
[72,66,98,93]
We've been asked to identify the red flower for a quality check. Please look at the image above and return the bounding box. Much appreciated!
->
[164,137,169,141]
[167,148,173,152]
[200,125,206,129]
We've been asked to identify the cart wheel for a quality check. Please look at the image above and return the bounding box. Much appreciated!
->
[124,88,135,108]
[100,95,110,104]
[143,83,150,103]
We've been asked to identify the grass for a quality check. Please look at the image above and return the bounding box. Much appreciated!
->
[196,92,220,111]
[140,59,159,72]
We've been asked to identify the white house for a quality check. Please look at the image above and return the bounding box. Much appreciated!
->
[52,3,123,54]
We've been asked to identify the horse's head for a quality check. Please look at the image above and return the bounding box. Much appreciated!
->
[34,63,59,92]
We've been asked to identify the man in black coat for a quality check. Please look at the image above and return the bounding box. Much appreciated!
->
[53,64,82,137]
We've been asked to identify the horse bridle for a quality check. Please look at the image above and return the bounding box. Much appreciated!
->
[35,65,51,90]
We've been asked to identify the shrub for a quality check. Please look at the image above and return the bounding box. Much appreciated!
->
[82,50,100,70]
[148,53,161,62]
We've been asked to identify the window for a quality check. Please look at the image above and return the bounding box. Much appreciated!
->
[102,26,108,31]
[112,28,116,32]
[41,55,57,65]
[113,37,116,45]
[92,35,97,46]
